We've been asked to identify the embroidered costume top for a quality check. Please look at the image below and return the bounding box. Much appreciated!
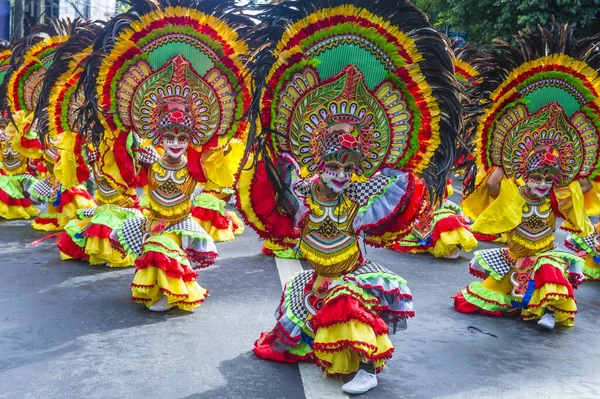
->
[147,157,196,222]
[0,130,30,176]
[294,172,419,277]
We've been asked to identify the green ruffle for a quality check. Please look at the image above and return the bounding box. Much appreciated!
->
[287,339,312,357]
[143,235,191,267]
[192,193,226,214]
[88,204,139,229]
[570,234,593,253]
[166,226,212,242]
[343,270,408,287]
[432,204,462,224]
[394,233,421,247]
[63,219,87,247]
[0,175,26,199]
[272,248,303,259]
[582,262,600,280]
[326,280,377,306]
[462,282,514,312]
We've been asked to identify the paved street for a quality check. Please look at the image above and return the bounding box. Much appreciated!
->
[0,212,599,399]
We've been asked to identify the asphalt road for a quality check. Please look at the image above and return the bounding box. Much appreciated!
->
[0,213,599,399]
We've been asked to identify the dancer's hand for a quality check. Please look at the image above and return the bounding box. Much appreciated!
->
[487,167,504,198]
[578,177,592,194]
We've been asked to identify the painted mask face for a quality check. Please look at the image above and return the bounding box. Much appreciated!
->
[319,161,356,193]
[525,171,555,199]
[162,132,190,159]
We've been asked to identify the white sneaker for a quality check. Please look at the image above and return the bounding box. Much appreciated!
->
[443,247,461,259]
[537,313,556,330]
[342,369,378,395]
[148,294,176,312]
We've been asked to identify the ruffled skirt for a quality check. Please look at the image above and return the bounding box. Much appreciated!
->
[30,180,96,231]
[0,174,39,219]
[390,205,477,258]
[261,237,303,259]
[112,215,218,311]
[253,261,414,376]
[565,234,600,281]
[191,192,244,242]
[454,247,584,326]
[57,204,142,266]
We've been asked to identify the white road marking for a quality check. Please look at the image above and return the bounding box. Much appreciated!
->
[274,257,349,399]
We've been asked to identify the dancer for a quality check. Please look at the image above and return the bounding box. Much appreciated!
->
[238,0,460,394]
[28,23,143,266]
[389,198,477,259]
[454,21,600,330]
[0,42,39,220]
[5,22,95,231]
[81,1,252,311]
[389,41,480,259]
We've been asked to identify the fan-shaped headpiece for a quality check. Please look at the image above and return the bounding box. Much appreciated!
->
[254,0,460,197]
[473,22,600,186]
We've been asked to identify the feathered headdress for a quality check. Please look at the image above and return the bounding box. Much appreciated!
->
[467,20,600,189]
[245,0,461,203]
[34,19,101,143]
[0,41,12,127]
[2,21,75,159]
[79,0,253,192]
[35,21,103,187]
[449,40,483,190]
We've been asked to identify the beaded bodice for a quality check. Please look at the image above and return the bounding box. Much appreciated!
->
[299,182,361,277]
[147,156,195,221]
[0,139,28,175]
[508,188,555,257]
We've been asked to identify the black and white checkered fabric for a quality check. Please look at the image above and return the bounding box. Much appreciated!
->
[476,248,513,277]
[31,179,56,201]
[166,216,205,234]
[351,260,393,276]
[345,174,390,206]
[79,208,96,218]
[134,147,160,165]
[119,217,146,256]
[581,235,598,254]
[286,270,315,322]
[294,180,312,198]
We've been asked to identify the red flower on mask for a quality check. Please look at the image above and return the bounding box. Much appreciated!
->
[169,111,185,124]
[541,153,557,165]
[339,133,359,150]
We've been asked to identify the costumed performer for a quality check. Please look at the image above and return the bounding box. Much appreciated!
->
[82,0,252,311]
[238,0,461,394]
[454,21,600,330]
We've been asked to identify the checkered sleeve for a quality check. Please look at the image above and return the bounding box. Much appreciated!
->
[133,146,160,165]
[345,174,392,206]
